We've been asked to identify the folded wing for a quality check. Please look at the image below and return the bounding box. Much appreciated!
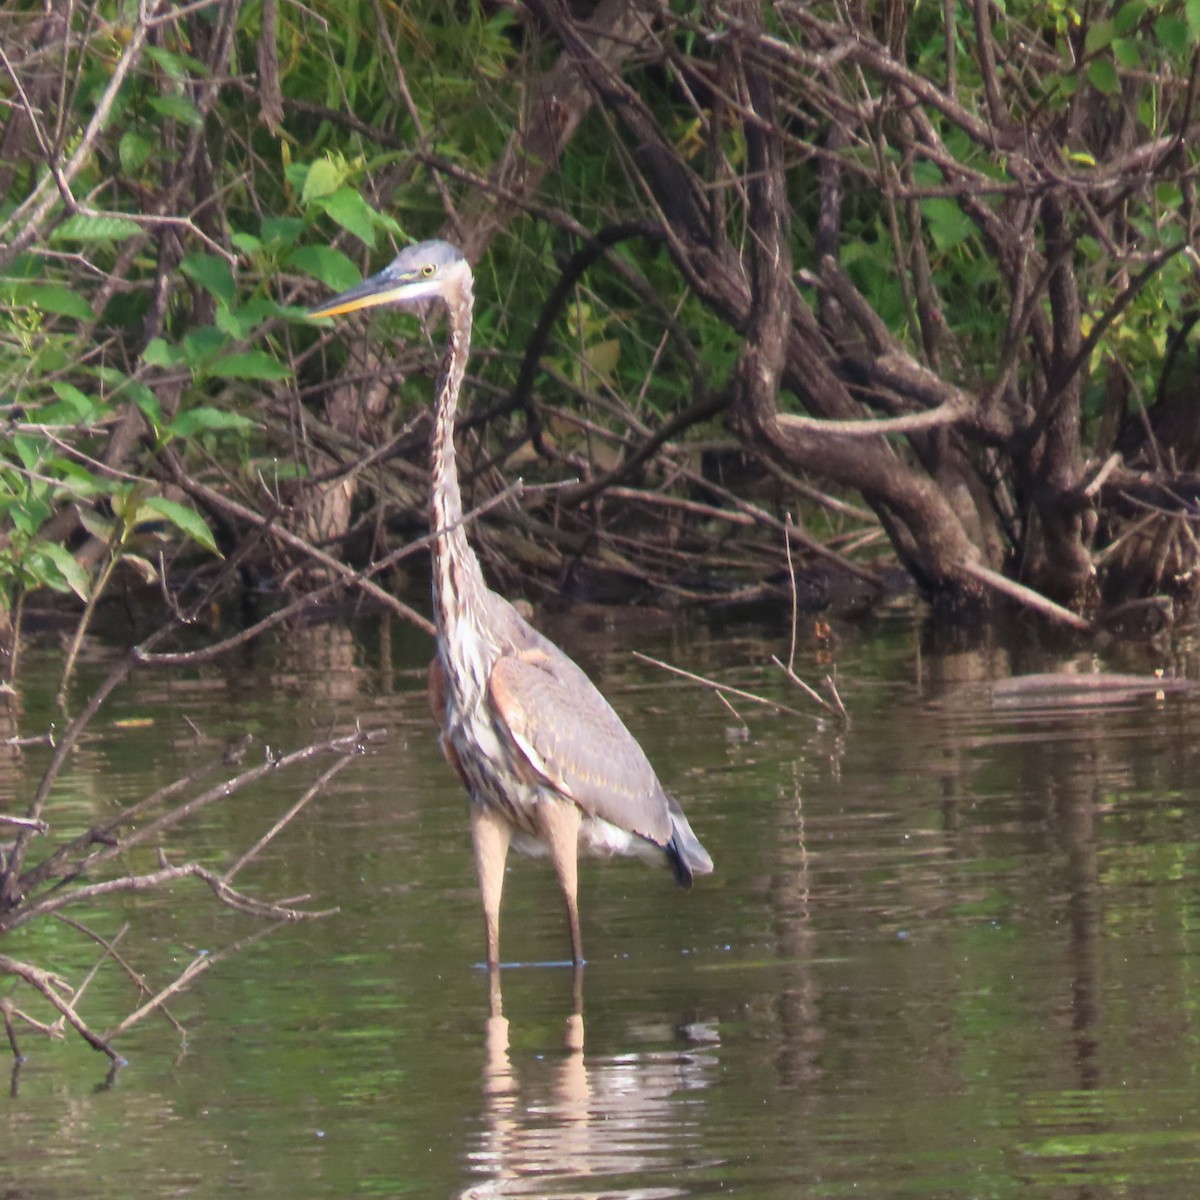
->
[487,648,673,846]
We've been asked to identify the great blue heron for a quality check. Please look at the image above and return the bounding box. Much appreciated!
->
[310,240,713,966]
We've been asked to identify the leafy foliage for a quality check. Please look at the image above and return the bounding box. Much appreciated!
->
[2,0,1200,664]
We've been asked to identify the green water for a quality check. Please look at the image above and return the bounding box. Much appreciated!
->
[4,607,1200,1198]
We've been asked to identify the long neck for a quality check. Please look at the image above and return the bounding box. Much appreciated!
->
[430,271,488,638]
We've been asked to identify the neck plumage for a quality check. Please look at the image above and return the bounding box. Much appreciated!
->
[430,270,487,638]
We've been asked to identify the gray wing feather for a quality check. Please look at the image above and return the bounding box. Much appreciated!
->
[487,649,672,846]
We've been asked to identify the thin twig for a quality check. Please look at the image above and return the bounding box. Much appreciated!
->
[224,752,355,881]
[55,916,185,1037]
[104,925,285,1041]
[13,859,339,930]
[711,687,747,729]
[57,548,120,712]
[0,732,55,750]
[631,650,809,719]
[162,454,443,637]
[784,515,800,673]
[0,815,48,833]
[61,921,127,1015]
[14,734,254,899]
[1,656,134,905]
[771,655,850,725]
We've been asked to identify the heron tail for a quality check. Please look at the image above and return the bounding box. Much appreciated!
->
[664,796,714,888]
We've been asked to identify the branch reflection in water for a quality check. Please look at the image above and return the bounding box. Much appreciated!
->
[460,967,718,1199]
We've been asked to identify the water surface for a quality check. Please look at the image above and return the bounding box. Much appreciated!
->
[4,608,1200,1198]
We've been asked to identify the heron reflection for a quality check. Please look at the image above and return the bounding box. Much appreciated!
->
[460,968,716,1199]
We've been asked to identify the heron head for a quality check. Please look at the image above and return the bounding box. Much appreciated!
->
[309,239,469,319]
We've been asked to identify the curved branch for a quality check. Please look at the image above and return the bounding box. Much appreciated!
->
[777,400,963,437]
[505,222,663,450]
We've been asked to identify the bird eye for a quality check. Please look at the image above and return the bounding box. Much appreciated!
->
[421,264,435,277]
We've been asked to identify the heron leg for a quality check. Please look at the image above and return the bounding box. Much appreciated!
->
[537,798,583,965]
[471,804,513,967]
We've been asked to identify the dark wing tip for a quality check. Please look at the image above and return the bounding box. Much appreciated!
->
[667,836,696,888]
[665,799,714,889]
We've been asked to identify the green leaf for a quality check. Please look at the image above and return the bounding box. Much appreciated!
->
[182,325,229,365]
[1113,37,1142,68]
[584,338,621,381]
[1156,182,1184,207]
[1084,20,1114,54]
[1087,58,1120,95]
[143,337,183,367]
[1155,14,1189,54]
[215,294,285,339]
[215,306,244,338]
[284,161,310,193]
[109,486,143,526]
[143,43,211,80]
[11,434,45,472]
[78,506,117,542]
[1114,2,1146,35]
[140,496,221,556]
[116,378,163,426]
[1049,71,1079,98]
[51,459,110,500]
[52,213,141,243]
[119,553,159,585]
[10,497,50,538]
[261,216,305,247]
[231,230,262,254]
[148,93,203,128]
[284,244,361,290]
[318,187,377,248]
[371,208,405,236]
[1189,0,1200,43]
[35,541,91,600]
[301,158,345,206]
[48,382,99,421]
[180,253,236,308]
[920,197,974,250]
[166,407,257,438]
[144,43,210,78]
[119,130,154,174]
[207,350,290,381]
[230,295,283,330]
[10,282,94,319]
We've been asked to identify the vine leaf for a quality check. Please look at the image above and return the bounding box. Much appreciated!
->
[140,496,221,557]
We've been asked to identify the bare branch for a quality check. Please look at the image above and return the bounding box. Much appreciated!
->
[632,650,810,720]
[961,561,1093,631]
[105,925,285,1041]
[0,953,120,1061]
